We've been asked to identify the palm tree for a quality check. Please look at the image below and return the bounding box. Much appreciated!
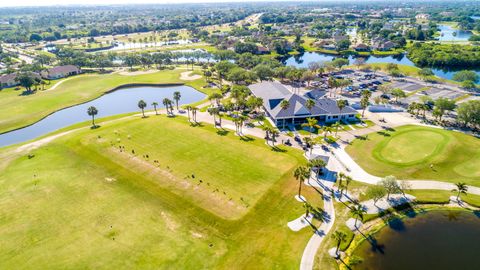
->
[208,107,220,127]
[294,166,310,199]
[332,122,341,137]
[138,100,147,117]
[280,99,290,130]
[152,102,159,115]
[173,91,181,110]
[336,99,348,122]
[350,203,366,228]
[87,106,98,128]
[191,106,198,123]
[305,98,315,112]
[270,129,279,146]
[360,90,372,117]
[301,117,320,138]
[452,182,468,201]
[322,126,333,140]
[332,231,347,257]
[162,98,172,115]
[344,175,353,197]
[308,159,327,180]
[303,202,313,219]
[185,105,192,122]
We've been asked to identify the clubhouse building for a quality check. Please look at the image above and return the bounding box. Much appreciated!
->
[248,81,357,126]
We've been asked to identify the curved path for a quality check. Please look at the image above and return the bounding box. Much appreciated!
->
[299,135,480,270]
[299,183,335,270]
[331,145,480,195]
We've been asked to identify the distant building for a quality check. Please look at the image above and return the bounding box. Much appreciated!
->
[41,65,80,80]
[0,73,19,88]
[354,43,370,52]
[371,38,396,51]
[0,72,41,89]
[248,81,357,126]
[256,45,270,55]
[415,13,431,20]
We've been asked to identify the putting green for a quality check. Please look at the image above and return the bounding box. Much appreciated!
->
[346,125,480,185]
[375,130,448,165]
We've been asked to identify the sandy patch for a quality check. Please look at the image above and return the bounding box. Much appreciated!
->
[119,70,158,76]
[161,212,179,231]
[105,177,116,183]
[180,71,202,81]
[190,231,204,238]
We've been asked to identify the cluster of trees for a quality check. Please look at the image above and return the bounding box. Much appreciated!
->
[408,43,480,69]
[1,4,255,42]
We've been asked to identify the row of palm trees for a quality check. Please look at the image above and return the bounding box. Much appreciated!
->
[85,91,183,126]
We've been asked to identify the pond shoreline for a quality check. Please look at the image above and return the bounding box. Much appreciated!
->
[341,204,480,269]
[0,82,187,136]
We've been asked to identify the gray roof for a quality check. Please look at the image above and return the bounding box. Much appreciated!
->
[248,81,357,119]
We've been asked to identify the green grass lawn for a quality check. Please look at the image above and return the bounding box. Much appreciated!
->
[0,115,323,269]
[346,125,480,185]
[0,68,218,134]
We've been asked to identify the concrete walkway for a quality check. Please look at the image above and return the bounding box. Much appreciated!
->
[300,178,335,270]
[331,145,480,195]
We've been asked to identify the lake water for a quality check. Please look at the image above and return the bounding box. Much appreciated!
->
[437,24,473,42]
[353,210,480,270]
[101,40,192,52]
[0,85,205,147]
[283,52,480,80]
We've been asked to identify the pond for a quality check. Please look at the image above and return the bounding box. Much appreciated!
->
[99,40,192,52]
[283,52,480,80]
[0,85,205,148]
[437,24,473,42]
[353,210,480,270]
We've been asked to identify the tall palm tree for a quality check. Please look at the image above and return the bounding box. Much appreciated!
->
[185,105,192,122]
[301,117,320,138]
[350,203,366,228]
[87,106,98,127]
[280,99,290,130]
[270,129,279,146]
[336,99,348,122]
[332,231,347,257]
[208,107,220,127]
[322,126,333,140]
[152,102,159,115]
[452,182,468,201]
[360,90,372,117]
[294,166,310,199]
[173,91,181,110]
[305,98,315,112]
[303,202,313,218]
[191,106,198,123]
[308,159,327,180]
[162,98,172,115]
[332,122,341,137]
[138,100,147,118]
[344,175,353,197]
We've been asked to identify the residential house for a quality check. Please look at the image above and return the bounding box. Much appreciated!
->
[248,81,357,126]
[354,43,370,52]
[0,72,41,89]
[41,65,80,80]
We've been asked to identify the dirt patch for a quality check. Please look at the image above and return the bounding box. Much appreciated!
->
[180,71,202,81]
